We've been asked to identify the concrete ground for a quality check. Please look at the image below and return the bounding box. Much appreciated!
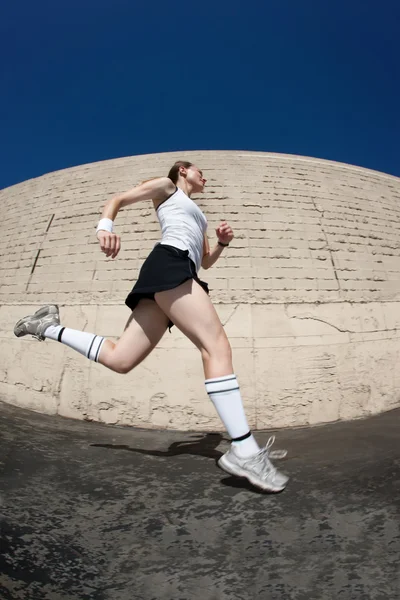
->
[0,400,399,600]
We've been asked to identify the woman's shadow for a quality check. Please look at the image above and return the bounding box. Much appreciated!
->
[91,433,271,494]
[91,432,225,460]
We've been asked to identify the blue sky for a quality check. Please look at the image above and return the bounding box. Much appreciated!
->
[1,0,399,189]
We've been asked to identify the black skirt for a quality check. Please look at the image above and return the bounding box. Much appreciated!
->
[125,244,209,329]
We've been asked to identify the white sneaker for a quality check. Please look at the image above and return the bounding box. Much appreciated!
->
[14,305,60,341]
[218,436,289,493]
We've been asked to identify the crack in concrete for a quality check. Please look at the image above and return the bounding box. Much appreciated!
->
[55,363,67,413]
[289,314,398,335]
[25,212,59,292]
[310,197,341,292]
[221,304,240,327]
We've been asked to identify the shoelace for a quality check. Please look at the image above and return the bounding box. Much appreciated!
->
[265,436,287,460]
[242,437,287,479]
[31,331,44,341]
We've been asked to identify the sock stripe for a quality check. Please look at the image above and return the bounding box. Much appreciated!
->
[94,338,104,362]
[207,386,240,394]
[205,375,236,384]
[87,335,97,359]
[232,431,251,442]
[57,327,65,342]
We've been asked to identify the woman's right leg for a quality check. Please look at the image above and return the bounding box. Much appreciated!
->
[156,280,233,380]
[14,299,169,374]
[155,280,257,449]
[155,280,289,492]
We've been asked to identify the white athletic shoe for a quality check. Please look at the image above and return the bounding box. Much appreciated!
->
[14,305,60,341]
[218,436,289,493]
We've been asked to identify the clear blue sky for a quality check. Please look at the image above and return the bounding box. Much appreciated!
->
[1,0,399,189]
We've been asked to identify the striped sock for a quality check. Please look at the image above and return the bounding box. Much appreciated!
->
[44,326,105,362]
[205,374,260,457]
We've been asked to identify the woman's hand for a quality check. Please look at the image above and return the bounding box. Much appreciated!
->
[97,231,121,259]
[216,221,234,245]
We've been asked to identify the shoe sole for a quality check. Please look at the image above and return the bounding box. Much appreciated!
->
[218,454,288,493]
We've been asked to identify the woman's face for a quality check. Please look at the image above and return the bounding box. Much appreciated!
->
[186,165,207,192]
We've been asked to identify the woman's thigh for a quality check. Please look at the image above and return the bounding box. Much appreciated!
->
[154,280,229,352]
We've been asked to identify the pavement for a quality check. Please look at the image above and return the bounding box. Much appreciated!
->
[0,399,399,600]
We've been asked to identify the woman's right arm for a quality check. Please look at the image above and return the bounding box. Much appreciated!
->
[96,177,175,259]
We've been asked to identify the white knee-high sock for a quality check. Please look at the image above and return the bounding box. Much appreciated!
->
[44,325,105,362]
[205,374,260,457]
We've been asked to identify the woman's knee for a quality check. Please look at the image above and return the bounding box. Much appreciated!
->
[200,328,232,362]
[112,362,134,375]
[101,353,135,375]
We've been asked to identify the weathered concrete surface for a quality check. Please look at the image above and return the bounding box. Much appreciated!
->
[2,151,400,429]
[1,400,399,600]
[3,300,400,431]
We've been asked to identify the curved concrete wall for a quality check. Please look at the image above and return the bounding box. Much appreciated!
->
[1,151,400,430]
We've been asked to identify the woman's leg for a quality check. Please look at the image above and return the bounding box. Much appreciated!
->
[156,279,232,379]
[14,299,169,374]
[155,280,257,451]
[155,280,289,492]
[98,299,169,373]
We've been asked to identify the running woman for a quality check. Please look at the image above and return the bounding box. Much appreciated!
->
[14,161,289,493]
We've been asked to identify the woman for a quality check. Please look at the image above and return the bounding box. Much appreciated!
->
[14,160,289,493]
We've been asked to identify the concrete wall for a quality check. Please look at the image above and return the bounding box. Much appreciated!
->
[1,151,400,430]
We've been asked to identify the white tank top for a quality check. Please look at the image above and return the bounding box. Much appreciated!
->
[156,187,208,272]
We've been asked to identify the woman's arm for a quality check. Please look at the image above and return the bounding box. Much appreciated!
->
[201,221,234,270]
[96,177,175,259]
[100,177,175,219]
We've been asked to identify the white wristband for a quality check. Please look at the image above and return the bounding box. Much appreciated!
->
[96,218,114,234]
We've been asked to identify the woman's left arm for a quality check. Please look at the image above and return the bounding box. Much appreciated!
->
[201,221,234,270]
